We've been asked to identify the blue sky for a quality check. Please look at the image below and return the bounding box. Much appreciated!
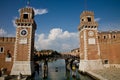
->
[0,0,120,52]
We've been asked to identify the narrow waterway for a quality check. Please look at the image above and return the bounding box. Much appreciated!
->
[34,59,94,80]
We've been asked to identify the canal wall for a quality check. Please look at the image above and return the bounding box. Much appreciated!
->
[86,71,108,80]
[79,60,103,72]
[78,70,107,80]
[79,67,120,80]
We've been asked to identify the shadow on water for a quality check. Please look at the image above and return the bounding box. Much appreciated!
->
[33,58,94,80]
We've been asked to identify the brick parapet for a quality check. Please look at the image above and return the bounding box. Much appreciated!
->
[80,11,94,18]
[0,37,15,43]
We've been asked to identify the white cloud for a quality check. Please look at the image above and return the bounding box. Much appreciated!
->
[35,28,79,52]
[18,7,48,15]
[33,8,48,15]
[0,28,7,37]
[13,8,48,27]
[95,18,101,22]
[12,17,18,27]
[0,28,15,37]
[12,8,48,30]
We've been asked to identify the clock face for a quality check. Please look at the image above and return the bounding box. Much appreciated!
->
[88,31,94,36]
[20,29,28,36]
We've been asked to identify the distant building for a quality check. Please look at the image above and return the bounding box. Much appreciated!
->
[70,48,80,56]
[36,50,53,56]
[78,11,120,72]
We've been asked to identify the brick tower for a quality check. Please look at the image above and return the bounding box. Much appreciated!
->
[11,7,36,75]
[78,11,103,72]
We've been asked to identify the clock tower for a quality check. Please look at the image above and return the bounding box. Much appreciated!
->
[11,7,36,75]
[78,11,103,72]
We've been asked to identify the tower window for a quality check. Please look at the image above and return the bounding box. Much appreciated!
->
[82,19,84,21]
[113,35,116,39]
[28,24,31,26]
[23,14,28,19]
[85,26,87,28]
[103,36,106,39]
[87,17,91,22]
[0,47,4,53]
[21,23,24,26]
[98,36,100,39]
[18,23,20,26]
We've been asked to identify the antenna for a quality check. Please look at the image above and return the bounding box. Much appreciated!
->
[84,0,87,10]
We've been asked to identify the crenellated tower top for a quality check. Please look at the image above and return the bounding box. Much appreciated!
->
[20,7,35,19]
[80,11,94,19]
[78,11,98,31]
[15,7,36,30]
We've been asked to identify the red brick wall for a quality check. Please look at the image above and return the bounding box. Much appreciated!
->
[98,31,120,64]
[0,37,15,74]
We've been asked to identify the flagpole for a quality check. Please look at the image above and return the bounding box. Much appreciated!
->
[27,0,30,7]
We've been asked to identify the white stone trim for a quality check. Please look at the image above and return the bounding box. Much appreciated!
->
[103,64,120,68]
[17,26,32,28]
[28,26,32,61]
[88,38,95,44]
[5,58,12,62]
[95,30,101,57]
[83,30,88,60]
[79,60,103,72]
[79,28,97,33]
[11,61,34,75]
[13,28,19,61]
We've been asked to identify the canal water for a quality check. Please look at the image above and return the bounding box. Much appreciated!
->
[34,59,94,80]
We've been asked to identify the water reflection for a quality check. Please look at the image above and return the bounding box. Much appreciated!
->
[34,59,94,80]
[48,59,66,80]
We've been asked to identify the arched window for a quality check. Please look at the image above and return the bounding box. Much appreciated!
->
[103,36,106,39]
[113,35,116,39]
[0,47,4,53]
[85,26,87,28]
[23,14,28,19]
[98,36,100,39]
[87,17,91,22]
[82,19,84,21]
[94,26,96,28]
